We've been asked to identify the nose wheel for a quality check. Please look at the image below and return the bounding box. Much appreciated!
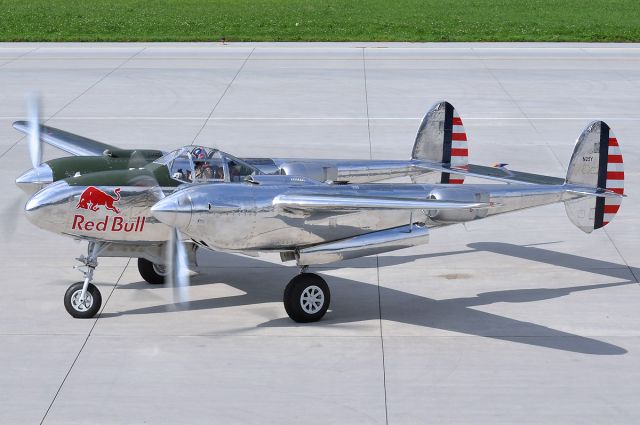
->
[283,273,330,323]
[64,281,102,318]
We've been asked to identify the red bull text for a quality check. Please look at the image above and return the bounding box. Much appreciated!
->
[72,215,146,232]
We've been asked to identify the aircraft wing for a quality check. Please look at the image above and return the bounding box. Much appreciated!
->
[413,160,566,185]
[13,121,119,156]
[273,193,490,211]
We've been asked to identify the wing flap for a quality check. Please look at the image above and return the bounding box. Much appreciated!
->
[13,121,118,156]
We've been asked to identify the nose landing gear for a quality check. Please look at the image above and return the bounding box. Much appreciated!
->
[64,281,102,319]
[64,242,108,319]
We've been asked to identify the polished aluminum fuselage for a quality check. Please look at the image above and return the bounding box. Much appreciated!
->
[20,157,438,244]
[24,154,578,253]
[167,181,575,251]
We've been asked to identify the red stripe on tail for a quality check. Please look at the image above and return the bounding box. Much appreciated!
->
[452,133,467,141]
[604,205,620,214]
[451,148,468,157]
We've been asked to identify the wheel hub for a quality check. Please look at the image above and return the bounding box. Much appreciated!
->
[300,285,324,314]
[152,263,167,276]
[70,289,93,312]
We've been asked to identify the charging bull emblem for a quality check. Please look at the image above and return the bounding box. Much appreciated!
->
[76,186,121,213]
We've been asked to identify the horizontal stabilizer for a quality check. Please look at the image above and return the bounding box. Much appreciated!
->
[564,186,625,199]
[412,161,565,185]
[273,193,490,211]
[13,121,118,156]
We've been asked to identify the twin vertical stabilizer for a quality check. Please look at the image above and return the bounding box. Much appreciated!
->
[411,101,469,184]
[565,121,624,233]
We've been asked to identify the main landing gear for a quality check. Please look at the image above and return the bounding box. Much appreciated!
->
[64,242,108,319]
[283,270,331,323]
[137,258,167,284]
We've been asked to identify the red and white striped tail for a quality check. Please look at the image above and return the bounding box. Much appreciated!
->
[449,110,468,184]
[603,132,624,225]
[411,101,469,184]
[565,121,624,233]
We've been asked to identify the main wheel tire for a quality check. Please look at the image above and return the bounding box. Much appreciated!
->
[283,273,330,323]
[64,282,102,319]
[138,258,166,284]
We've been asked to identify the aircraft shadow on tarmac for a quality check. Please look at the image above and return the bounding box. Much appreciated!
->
[109,242,639,356]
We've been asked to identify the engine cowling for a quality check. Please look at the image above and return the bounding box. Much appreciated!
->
[427,187,490,224]
[278,162,338,182]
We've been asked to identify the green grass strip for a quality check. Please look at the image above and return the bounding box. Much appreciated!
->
[1,0,639,42]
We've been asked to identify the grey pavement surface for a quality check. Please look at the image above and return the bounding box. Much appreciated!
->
[1,42,639,425]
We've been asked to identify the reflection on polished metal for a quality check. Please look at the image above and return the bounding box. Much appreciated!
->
[150,178,580,262]
[274,159,419,183]
[296,223,430,265]
[15,164,53,194]
[150,195,192,229]
[14,120,116,157]
[272,193,489,211]
[24,180,170,243]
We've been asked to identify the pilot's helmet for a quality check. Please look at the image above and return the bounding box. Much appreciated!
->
[192,147,205,159]
[192,148,207,166]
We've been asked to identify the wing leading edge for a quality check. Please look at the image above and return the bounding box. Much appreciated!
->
[13,121,119,157]
[273,193,490,211]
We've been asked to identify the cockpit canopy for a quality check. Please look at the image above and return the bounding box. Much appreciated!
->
[154,146,260,184]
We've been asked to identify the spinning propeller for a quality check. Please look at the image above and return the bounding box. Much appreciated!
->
[20,94,193,308]
[138,159,192,308]
[27,93,43,169]
[166,226,191,308]
[3,94,45,241]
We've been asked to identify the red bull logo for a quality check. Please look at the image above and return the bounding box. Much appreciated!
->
[76,186,121,213]
[72,186,146,233]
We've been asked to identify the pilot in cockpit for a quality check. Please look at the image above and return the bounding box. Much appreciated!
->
[188,148,208,179]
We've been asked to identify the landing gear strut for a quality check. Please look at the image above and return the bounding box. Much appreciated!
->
[283,272,331,323]
[64,242,107,319]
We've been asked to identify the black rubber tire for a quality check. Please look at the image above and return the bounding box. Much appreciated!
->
[283,273,330,323]
[64,282,102,319]
[138,258,166,284]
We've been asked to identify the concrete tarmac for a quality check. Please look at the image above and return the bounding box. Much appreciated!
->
[1,43,639,425]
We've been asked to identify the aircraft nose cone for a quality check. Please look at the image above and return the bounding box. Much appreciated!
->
[15,164,53,195]
[24,195,41,213]
[151,193,192,230]
[23,180,72,230]
[25,179,62,213]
